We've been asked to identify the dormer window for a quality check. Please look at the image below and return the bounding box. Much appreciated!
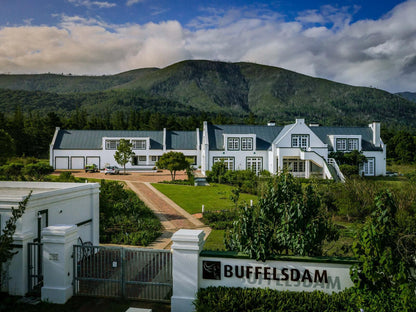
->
[241,138,253,151]
[227,138,240,151]
[105,140,120,150]
[336,138,359,151]
[292,135,309,148]
[132,139,146,150]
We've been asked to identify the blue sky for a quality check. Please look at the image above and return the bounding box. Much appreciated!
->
[0,0,415,92]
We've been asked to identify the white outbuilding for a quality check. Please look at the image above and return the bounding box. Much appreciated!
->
[0,181,99,296]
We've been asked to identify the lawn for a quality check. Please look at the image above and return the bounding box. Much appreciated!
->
[151,183,258,214]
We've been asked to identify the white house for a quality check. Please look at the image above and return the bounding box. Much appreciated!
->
[50,119,386,179]
[0,181,100,296]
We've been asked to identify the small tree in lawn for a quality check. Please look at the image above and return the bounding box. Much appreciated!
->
[156,151,189,181]
[225,172,338,261]
[114,139,135,175]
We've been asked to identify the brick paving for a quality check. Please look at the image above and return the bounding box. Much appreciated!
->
[68,170,211,249]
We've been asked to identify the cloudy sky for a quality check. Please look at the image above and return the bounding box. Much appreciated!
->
[0,0,415,93]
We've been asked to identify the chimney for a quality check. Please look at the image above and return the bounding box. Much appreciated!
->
[267,120,276,126]
[295,118,305,124]
[369,121,380,147]
[309,123,320,127]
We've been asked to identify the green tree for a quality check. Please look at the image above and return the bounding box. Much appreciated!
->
[114,139,135,174]
[156,151,189,181]
[0,192,31,288]
[351,190,414,289]
[0,130,15,163]
[225,172,338,261]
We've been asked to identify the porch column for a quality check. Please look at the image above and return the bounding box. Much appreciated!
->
[305,160,310,178]
[171,229,205,312]
[41,225,78,304]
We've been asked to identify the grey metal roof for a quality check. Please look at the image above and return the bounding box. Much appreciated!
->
[310,127,382,151]
[166,131,198,150]
[208,124,284,150]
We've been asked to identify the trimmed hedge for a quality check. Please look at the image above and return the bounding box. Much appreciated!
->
[194,286,416,312]
[194,287,353,312]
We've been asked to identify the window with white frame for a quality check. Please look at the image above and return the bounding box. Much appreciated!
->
[292,135,309,148]
[246,157,262,175]
[105,140,120,150]
[283,158,305,172]
[348,138,359,151]
[227,137,240,151]
[336,138,347,151]
[241,137,253,151]
[336,138,359,151]
[362,158,375,176]
[132,139,146,150]
[213,157,234,171]
[151,156,161,162]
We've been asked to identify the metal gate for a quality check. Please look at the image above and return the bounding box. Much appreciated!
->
[28,242,43,295]
[73,245,172,302]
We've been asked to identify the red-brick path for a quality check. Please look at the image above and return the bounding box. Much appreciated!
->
[68,170,211,249]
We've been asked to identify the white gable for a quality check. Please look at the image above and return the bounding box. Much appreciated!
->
[273,119,327,148]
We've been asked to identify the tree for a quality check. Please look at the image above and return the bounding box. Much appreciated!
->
[0,130,15,163]
[0,192,31,288]
[156,151,189,181]
[114,139,135,174]
[225,172,338,261]
[351,190,414,289]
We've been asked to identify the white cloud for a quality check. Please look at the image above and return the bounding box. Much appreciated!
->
[1,1,416,92]
[68,0,116,9]
[126,0,144,6]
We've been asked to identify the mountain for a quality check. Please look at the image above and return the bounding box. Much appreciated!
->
[1,60,415,127]
[396,92,416,103]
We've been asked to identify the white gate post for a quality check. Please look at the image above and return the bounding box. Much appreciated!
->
[171,229,205,312]
[41,225,78,304]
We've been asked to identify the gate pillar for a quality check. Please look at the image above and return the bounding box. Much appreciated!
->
[41,225,78,304]
[171,229,205,312]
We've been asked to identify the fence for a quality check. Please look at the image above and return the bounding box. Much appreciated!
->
[73,244,172,302]
[27,242,43,295]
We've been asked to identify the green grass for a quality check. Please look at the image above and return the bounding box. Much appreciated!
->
[204,230,226,251]
[151,183,258,214]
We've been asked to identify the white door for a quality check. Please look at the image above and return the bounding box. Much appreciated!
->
[71,157,85,169]
[55,157,69,169]
[86,157,100,168]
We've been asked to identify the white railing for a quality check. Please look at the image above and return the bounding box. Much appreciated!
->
[300,150,332,180]
[328,158,346,183]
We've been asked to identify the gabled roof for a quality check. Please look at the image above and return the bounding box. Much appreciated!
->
[310,127,382,151]
[53,129,199,150]
[208,124,283,150]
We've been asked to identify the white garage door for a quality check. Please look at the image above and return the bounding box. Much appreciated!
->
[55,157,69,169]
[71,157,85,169]
[86,157,100,168]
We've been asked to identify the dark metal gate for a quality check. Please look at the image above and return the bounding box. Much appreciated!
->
[73,245,172,302]
[28,242,43,295]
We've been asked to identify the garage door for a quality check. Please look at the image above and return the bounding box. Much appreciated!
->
[55,157,69,169]
[71,157,85,169]
[86,157,100,169]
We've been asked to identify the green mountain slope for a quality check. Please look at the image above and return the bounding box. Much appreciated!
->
[1,60,415,127]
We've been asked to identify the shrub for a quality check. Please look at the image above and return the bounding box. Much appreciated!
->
[23,162,54,180]
[194,287,355,312]
[99,180,162,246]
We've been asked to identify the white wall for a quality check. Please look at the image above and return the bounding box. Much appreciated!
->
[0,182,99,296]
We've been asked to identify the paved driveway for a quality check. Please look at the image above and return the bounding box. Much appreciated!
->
[58,170,210,249]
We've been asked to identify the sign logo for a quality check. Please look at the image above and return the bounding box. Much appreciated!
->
[202,261,221,280]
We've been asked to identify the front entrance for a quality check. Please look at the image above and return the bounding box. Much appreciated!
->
[73,245,172,302]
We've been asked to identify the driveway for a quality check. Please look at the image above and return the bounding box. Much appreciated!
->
[59,170,211,249]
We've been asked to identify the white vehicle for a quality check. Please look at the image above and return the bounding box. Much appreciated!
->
[104,166,120,175]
